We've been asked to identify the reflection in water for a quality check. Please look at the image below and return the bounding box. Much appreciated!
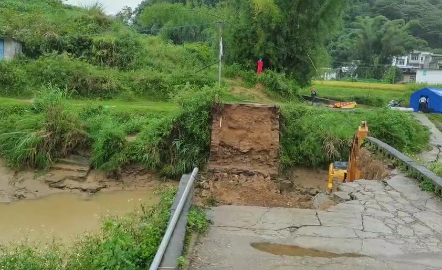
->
[0,191,159,245]
[251,242,364,258]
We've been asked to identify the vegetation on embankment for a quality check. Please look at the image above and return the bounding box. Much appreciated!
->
[0,87,430,177]
[280,105,430,169]
[0,86,233,178]
[0,187,211,270]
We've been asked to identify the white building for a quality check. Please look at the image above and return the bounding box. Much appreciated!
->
[319,68,337,80]
[392,51,442,84]
[0,37,22,61]
[416,70,442,85]
[392,51,442,70]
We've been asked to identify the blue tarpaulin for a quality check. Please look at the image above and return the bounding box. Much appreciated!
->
[410,88,442,113]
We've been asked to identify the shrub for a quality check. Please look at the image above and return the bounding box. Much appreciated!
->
[0,61,30,97]
[89,35,142,70]
[0,86,86,169]
[280,105,429,169]
[25,54,122,98]
[384,67,404,84]
[257,70,299,100]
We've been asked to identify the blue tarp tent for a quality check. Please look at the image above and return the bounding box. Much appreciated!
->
[410,88,442,113]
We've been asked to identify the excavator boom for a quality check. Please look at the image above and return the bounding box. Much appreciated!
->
[327,121,369,192]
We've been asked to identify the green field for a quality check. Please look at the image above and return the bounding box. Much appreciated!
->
[312,80,407,91]
[301,85,408,107]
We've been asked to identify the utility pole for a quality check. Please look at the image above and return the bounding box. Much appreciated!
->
[216,21,223,87]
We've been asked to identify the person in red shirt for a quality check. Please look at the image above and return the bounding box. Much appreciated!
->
[257,58,263,74]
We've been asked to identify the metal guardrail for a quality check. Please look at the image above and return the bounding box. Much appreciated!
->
[366,137,442,194]
[149,167,199,270]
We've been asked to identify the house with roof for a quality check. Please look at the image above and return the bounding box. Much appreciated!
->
[0,37,22,61]
[392,51,442,84]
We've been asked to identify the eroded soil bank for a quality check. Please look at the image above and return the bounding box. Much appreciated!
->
[0,159,174,203]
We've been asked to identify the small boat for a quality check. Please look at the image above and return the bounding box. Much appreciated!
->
[327,101,357,109]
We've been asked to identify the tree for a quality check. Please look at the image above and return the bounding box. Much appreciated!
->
[115,6,135,25]
[329,15,427,78]
[371,0,442,48]
[350,16,426,65]
[384,66,403,84]
[137,2,216,44]
[222,0,347,86]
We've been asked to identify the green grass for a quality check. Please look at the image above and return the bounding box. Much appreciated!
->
[313,80,407,91]
[281,105,429,168]
[426,114,442,133]
[301,85,409,107]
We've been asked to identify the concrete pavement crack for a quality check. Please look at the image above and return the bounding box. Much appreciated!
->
[361,215,366,232]
[315,211,322,226]
[247,208,271,229]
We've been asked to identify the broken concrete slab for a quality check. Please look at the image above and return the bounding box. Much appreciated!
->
[354,230,379,239]
[209,205,270,228]
[365,208,395,219]
[388,175,434,202]
[396,225,414,236]
[363,216,393,234]
[332,191,351,202]
[327,203,365,214]
[410,223,434,236]
[252,208,320,230]
[313,193,337,210]
[413,211,442,234]
[317,211,363,230]
[294,226,357,238]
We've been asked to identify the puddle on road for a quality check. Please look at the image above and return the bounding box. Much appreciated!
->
[0,190,159,245]
[251,242,364,258]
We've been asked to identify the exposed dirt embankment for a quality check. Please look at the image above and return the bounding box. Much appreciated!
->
[199,103,321,208]
[209,103,280,177]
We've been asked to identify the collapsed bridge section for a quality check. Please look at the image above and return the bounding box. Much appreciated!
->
[208,103,280,178]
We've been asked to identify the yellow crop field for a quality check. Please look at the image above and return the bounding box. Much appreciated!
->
[312,80,406,92]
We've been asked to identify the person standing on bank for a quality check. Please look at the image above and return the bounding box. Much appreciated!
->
[419,96,427,112]
[311,88,317,105]
[257,58,263,75]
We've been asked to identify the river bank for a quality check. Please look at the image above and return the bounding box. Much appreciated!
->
[0,158,175,203]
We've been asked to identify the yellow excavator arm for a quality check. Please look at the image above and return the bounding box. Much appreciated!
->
[327,121,369,193]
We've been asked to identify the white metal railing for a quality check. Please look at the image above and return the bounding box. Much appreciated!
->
[149,167,199,270]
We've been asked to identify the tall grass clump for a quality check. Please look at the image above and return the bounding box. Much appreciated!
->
[0,86,86,169]
[280,105,429,169]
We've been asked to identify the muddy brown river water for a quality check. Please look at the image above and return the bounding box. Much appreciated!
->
[0,190,159,245]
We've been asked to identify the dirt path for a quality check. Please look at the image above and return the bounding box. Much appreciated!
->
[189,172,442,270]
[414,113,442,163]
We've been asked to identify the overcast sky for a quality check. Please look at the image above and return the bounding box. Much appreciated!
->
[65,0,142,15]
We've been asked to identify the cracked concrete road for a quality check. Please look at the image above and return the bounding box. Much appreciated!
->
[189,172,442,270]
[414,113,442,163]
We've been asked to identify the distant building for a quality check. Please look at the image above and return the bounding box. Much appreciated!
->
[0,37,22,61]
[392,51,442,70]
[416,70,442,85]
[319,68,337,81]
[392,51,442,84]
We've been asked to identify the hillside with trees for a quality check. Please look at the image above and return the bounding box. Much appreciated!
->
[329,0,442,69]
